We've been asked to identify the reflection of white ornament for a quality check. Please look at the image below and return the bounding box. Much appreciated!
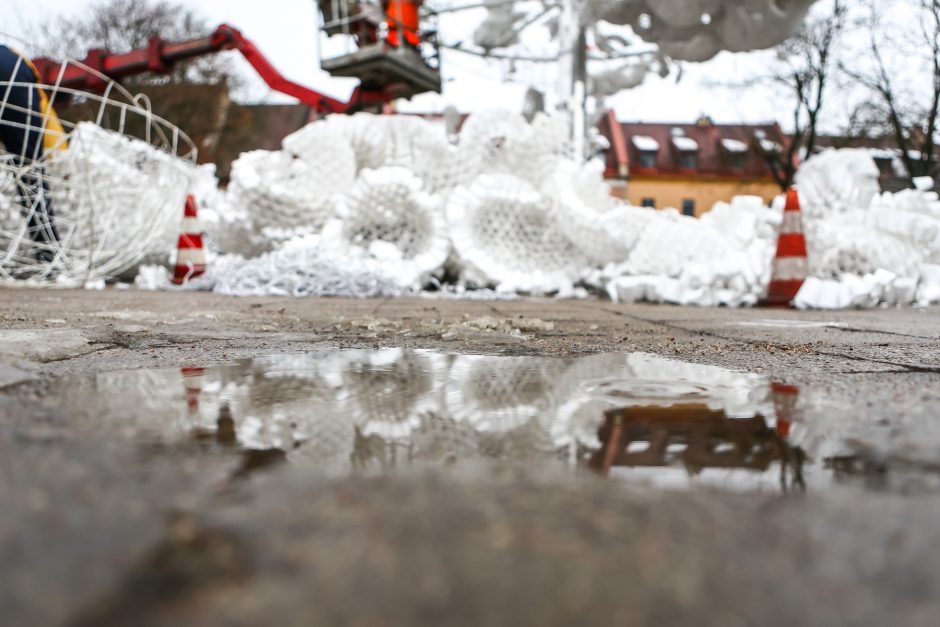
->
[444,355,566,434]
[343,349,442,442]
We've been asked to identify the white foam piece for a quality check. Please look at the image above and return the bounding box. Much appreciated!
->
[207,235,402,298]
[917,263,940,304]
[794,269,918,310]
[913,176,934,191]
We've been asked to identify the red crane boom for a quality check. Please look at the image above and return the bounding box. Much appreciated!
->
[30,24,394,114]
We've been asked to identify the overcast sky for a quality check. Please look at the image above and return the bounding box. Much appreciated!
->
[0,0,823,128]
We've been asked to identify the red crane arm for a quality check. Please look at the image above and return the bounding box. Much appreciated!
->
[30,24,390,113]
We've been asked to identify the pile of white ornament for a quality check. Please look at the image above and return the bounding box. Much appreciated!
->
[186,111,780,305]
[792,149,940,308]
[139,111,940,310]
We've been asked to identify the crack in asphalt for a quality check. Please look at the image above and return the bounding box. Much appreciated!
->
[41,343,120,364]
[598,307,940,375]
[828,326,938,341]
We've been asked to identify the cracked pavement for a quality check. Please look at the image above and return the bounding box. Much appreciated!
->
[1,288,939,626]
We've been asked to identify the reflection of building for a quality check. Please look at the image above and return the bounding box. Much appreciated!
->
[590,403,804,490]
[597,112,788,216]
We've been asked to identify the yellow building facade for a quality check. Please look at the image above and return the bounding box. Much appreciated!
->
[599,113,789,217]
[611,176,781,217]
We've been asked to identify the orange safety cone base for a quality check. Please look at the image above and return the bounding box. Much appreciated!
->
[760,188,808,308]
[763,279,805,305]
[172,194,207,285]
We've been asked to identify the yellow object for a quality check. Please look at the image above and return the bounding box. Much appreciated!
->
[17,48,68,153]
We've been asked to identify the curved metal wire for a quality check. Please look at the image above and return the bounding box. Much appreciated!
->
[0,53,198,287]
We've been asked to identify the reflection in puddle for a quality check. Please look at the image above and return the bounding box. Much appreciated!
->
[12,348,918,491]
[171,350,788,483]
[590,404,805,492]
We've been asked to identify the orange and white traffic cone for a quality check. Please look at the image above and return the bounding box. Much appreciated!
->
[770,382,800,438]
[172,194,207,285]
[762,188,808,306]
[181,366,205,415]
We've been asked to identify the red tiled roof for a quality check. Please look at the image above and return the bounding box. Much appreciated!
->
[599,116,790,179]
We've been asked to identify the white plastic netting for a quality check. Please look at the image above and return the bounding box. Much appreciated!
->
[208,235,402,298]
[446,173,589,292]
[206,110,788,301]
[0,93,195,287]
[321,166,449,289]
[93,107,934,309]
[0,60,196,286]
[219,110,599,295]
[792,148,940,308]
[226,150,343,243]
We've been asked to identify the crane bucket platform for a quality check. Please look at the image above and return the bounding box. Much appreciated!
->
[321,42,440,98]
[317,0,442,99]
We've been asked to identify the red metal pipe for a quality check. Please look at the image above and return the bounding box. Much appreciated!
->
[30,24,387,114]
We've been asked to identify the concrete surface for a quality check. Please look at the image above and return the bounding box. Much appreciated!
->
[1,287,940,626]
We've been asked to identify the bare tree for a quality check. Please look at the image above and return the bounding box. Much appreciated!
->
[29,0,240,163]
[842,0,940,184]
[31,0,232,86]
[755,0,848,191]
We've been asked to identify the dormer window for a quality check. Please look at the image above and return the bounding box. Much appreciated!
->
[754,130,782,155]
[632,135,659,168]
[721,137,748,169]
[672,135,699,169]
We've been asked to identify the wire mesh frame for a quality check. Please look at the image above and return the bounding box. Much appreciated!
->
[0,58,197,286]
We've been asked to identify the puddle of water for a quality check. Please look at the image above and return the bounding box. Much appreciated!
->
[3,349,934,493]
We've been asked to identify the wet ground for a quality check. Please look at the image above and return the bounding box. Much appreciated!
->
[2,288,940,626]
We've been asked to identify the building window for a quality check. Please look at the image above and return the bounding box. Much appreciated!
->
[631,135,660,169]
[641,197,656,208]
[671,133,699,170]
[637,150,657,168]
[721,137,749,170]
[682,199,695,216]
[725,153,746,170]
[677,152,698,169]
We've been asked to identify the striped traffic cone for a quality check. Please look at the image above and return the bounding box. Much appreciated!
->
[172,194,206,285]
[181,366,205,415]
[762,188,808,306]
[770,382,800,438]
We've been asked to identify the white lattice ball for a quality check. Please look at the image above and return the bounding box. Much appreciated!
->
[227,149,347,236]
[321,166,449,289]
[446,173,589,293]
[545,159,659,265]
